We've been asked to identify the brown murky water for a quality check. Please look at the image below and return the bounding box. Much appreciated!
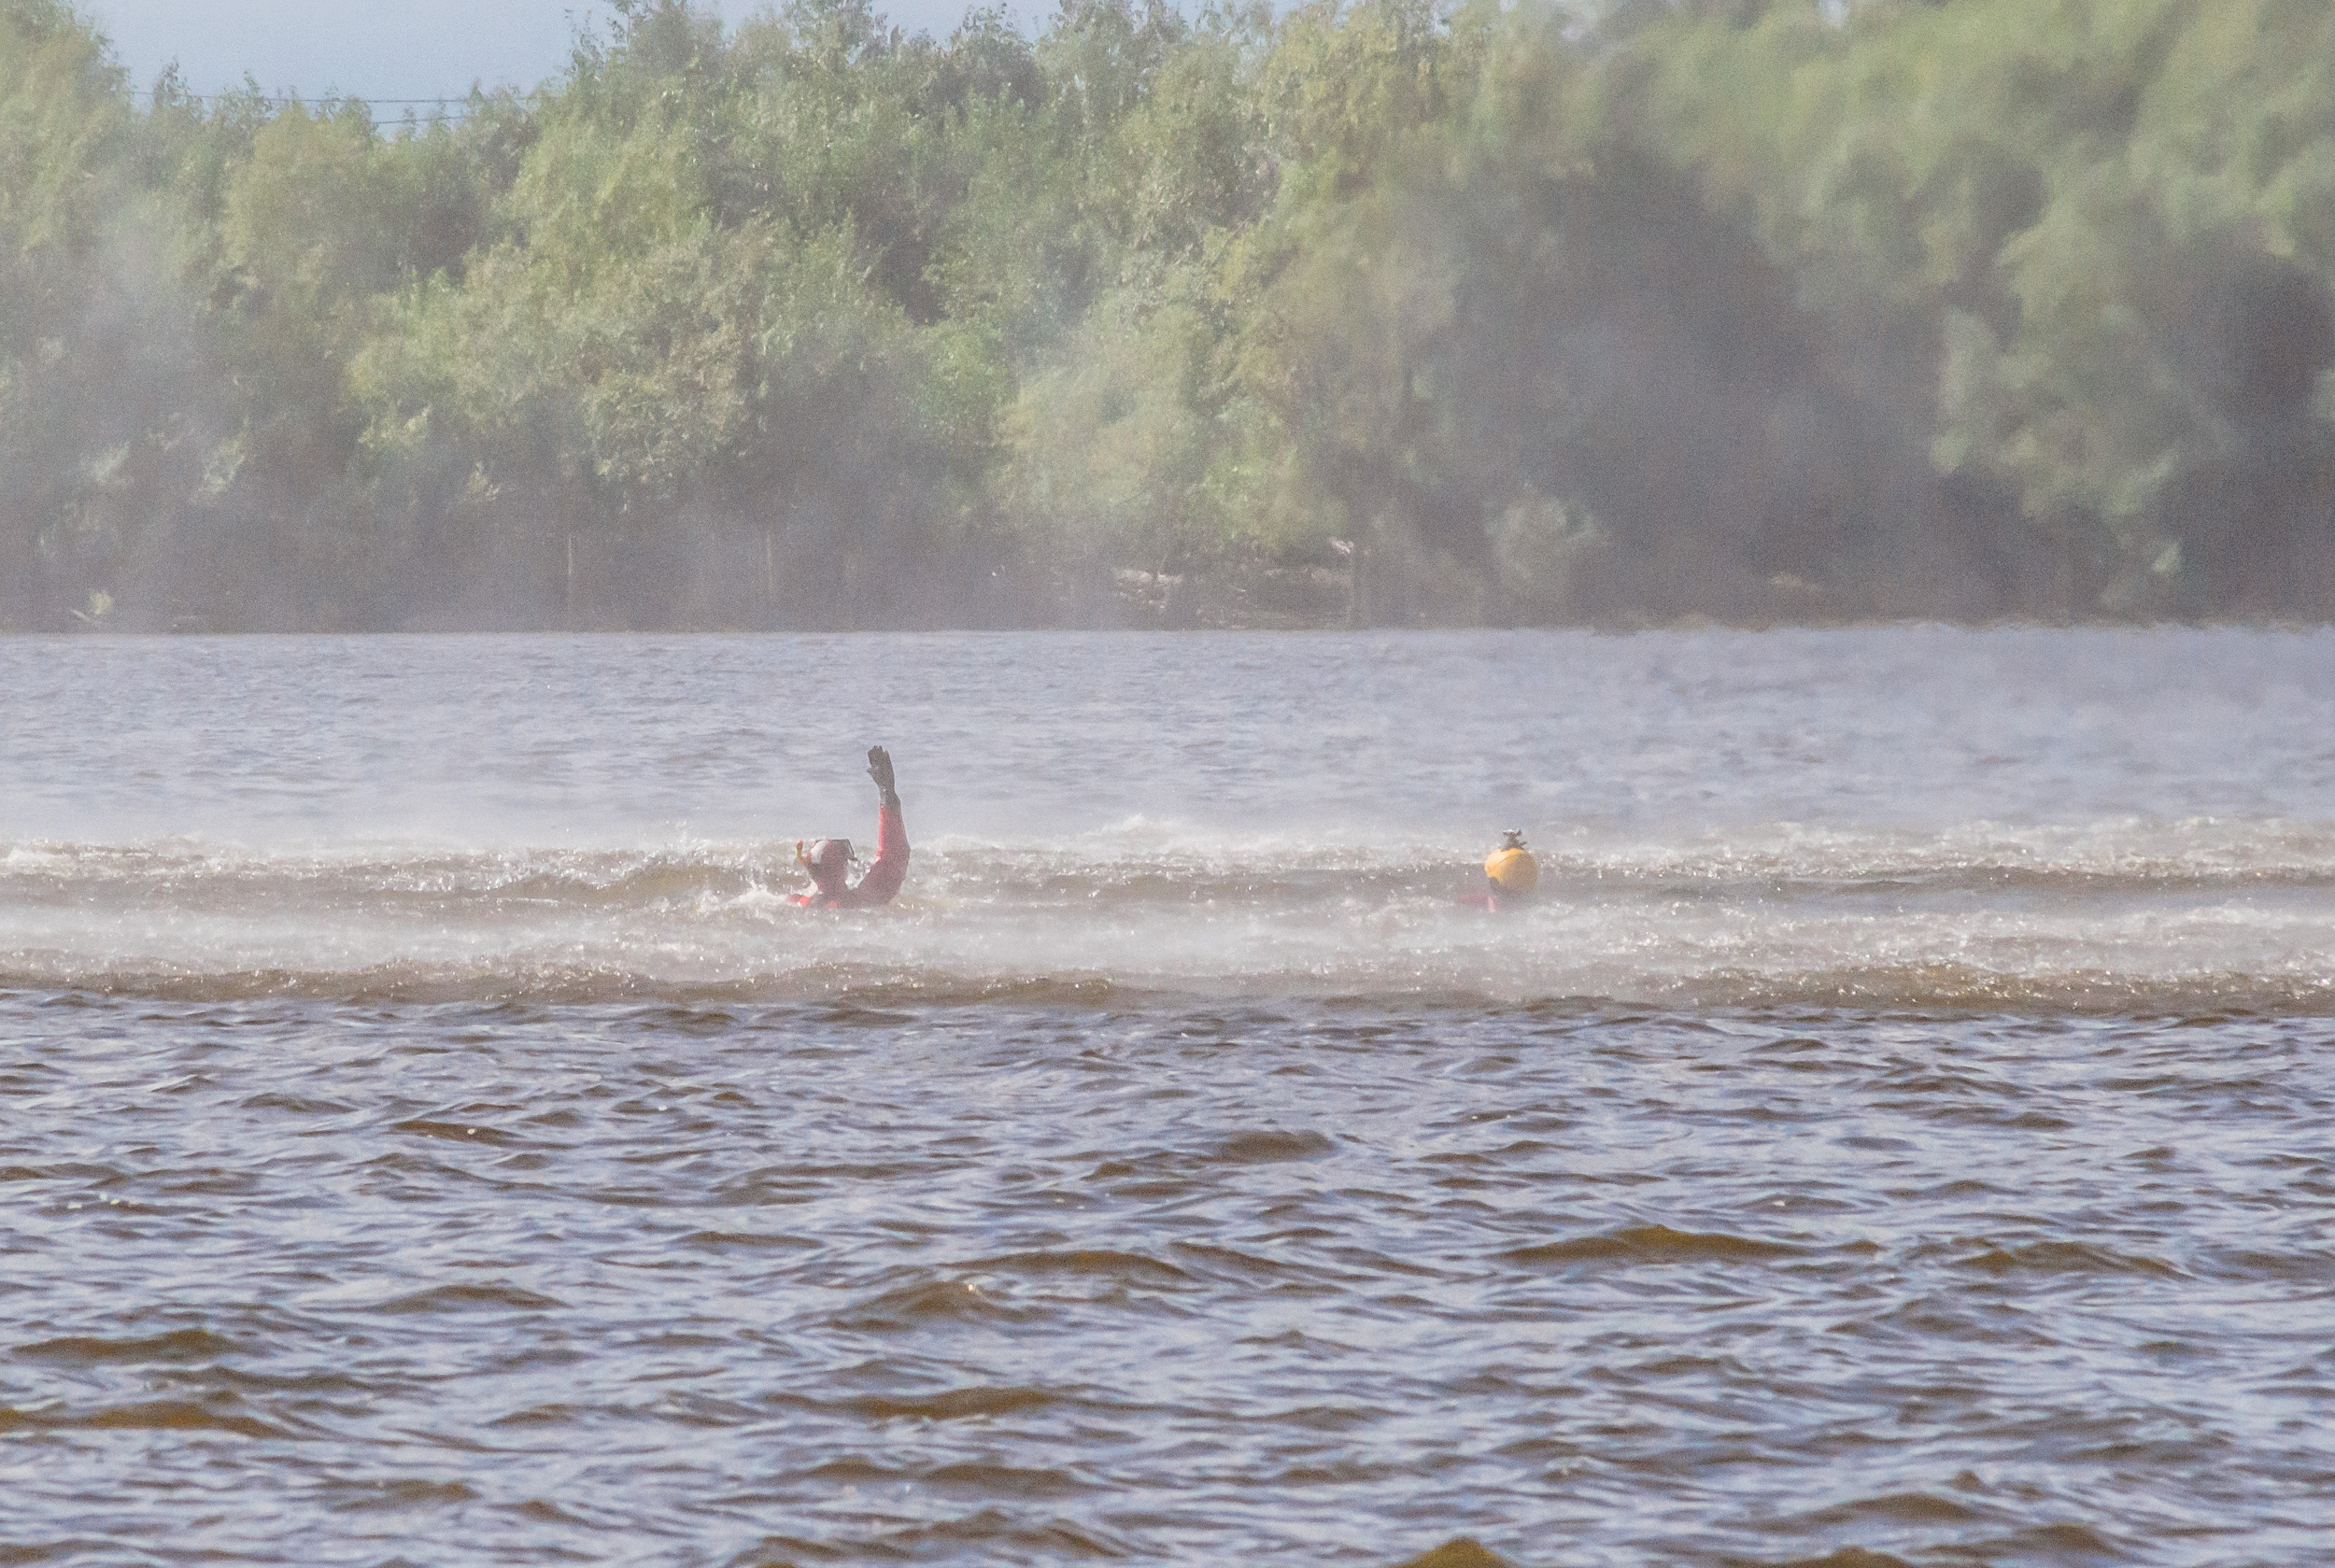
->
[3,630,2331,1564]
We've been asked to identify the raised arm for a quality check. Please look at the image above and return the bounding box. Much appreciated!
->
[850,745,910,905]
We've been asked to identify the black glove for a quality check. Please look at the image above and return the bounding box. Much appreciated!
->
[867,745,898,804]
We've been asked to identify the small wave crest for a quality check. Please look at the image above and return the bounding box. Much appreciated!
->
[1502,1225,1807,1266]
[4,819,2333,1013]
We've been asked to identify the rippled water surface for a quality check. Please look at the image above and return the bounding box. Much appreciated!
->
[3,629,2331,1566]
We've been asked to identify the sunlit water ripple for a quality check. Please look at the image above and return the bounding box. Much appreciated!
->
[2,629,2330,1565]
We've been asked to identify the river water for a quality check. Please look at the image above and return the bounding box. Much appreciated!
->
[1,629,2329,1565]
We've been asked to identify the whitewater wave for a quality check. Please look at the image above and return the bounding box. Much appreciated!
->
[5,817,2334,1010]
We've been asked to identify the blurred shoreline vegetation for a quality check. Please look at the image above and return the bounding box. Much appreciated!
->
[7,0,2335,630]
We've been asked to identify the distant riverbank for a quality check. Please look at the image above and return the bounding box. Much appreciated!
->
[11,0,2335,634]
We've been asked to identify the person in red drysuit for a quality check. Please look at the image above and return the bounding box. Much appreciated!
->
[792,746,910,907]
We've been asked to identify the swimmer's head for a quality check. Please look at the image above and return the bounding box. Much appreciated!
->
[799,838,854,895]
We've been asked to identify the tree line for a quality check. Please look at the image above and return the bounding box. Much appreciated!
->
[6,0,2335,629]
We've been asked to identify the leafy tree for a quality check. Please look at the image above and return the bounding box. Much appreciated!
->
[8,0,2335,627]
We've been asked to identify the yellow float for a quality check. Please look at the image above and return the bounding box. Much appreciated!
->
[1484,830,1538,895]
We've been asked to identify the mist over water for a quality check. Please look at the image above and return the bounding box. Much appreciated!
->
[6,629,2335,1008]
[5,629,2333,1564]
[19,0,2335,633]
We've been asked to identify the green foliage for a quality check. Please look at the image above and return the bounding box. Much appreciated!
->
[7,0,2335,628]
[1599,0,2335,615]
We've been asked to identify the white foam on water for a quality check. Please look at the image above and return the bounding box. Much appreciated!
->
[5,817,2331,1009]
[5,629,2332,1006]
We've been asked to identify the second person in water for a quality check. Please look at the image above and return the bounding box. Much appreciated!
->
[794,745,909,907]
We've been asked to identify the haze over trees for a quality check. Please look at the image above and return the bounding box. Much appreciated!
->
[6,0,2335,629]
